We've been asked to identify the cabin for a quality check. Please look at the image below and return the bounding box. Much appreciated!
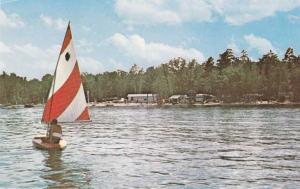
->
[242,93,263,103]
[169,95,188,104]
[127,94,159,103]
[195,94,217,103]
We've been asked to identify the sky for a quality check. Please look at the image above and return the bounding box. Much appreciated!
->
[0,0,300,79]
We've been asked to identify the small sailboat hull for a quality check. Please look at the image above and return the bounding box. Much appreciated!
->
[32,136,67,150]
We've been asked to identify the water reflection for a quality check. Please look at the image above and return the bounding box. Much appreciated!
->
[41,150,91,189]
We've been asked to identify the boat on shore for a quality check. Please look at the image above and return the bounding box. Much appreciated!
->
[24,104,34,108]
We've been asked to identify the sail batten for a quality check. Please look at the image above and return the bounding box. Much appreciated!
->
[42,23,90,123]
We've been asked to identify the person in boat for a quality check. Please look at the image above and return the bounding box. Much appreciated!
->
[49,119,62,144]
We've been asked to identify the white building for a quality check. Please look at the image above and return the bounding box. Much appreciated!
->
[169,95,188,104]
[195,94,216,103]
[127,94,159,103]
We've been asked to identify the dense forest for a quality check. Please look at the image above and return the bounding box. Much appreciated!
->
[1,48,300,105]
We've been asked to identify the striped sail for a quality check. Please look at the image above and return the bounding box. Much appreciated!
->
[42,23,90,123]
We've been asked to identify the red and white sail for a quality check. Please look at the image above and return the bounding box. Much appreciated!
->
[42,23,90,123]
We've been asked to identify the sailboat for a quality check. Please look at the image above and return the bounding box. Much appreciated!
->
[33,22,90,150]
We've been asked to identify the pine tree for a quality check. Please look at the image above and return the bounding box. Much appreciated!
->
[283,47,297,69]
[258,50,279,77]
[217,49,236,69]
[203,57,214,72]
[240,50,250,63]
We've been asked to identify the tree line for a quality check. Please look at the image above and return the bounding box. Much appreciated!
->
[1,48,300,105]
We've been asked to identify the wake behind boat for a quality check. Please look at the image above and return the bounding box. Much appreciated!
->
[32,22,90,150]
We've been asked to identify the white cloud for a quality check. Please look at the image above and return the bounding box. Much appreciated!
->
[107,58,127,71]
[115,0,214,25]
[0,61,4,71]
[244,34,276,54]
[115,0,180,25]
[77,39,94,53]
[288,14,300,23]
[115,0,300,26]
[0,43,59,78]
[0,41,104,78]
[14,43,56,59]
[227,38,240,56]
[0,9,24,28]
[178,0,214,22]
[81,25,91,32]
[0,41,12,53]
[40,14,68,30]
[212,0,300,25]
[110,33,204,66]
[78,56,104,74]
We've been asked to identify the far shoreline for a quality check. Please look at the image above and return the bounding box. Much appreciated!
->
[88,101,300,108]
[1,102,300,109]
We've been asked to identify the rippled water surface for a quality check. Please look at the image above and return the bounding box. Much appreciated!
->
[0,106,300,188]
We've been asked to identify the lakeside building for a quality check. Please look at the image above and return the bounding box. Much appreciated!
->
[195,94,216,103]
[127,94,159,103]
[169,95,188,104]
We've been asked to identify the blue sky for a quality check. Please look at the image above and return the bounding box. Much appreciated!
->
[1,0,300,79]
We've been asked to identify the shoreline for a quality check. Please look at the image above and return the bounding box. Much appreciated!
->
[88,102,300,108]
[1,102,300,109]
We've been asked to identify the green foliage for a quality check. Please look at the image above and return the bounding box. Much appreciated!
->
[0,72,52,104]
[1,48,300,104]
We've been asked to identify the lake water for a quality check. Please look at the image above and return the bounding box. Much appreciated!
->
[0,106,299,188]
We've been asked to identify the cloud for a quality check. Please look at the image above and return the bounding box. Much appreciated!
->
[0,41,104,78]
[78,56,104,74]
[81,25,91,32]
[115,0,180,25]
[40,14,68,30]
[227,38,241,56]
[13,43,57,59]
[177,0,214,22]
[288,14,300,23]
[107,58,128,71]
[77,39,94,53]
[0,8,24,28]
[110,33,204,66]
[115,0,300,26]
[0,41,12,53]
[115,0,214,25]
[212,0,300,25]
[0,43,59,78]
[244,34,276,54]
[0,61,5,71]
